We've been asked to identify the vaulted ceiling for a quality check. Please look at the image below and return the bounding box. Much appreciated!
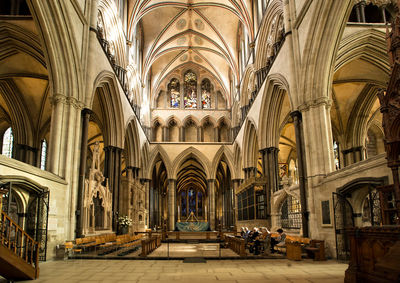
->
[128,0,254,103]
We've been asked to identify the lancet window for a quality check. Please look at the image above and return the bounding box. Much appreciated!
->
[201,79,212,109]
[179,188,204,219]
[168,78,180,108]
[40,139,47,170]
[2,127,13,158]
[184,70,197,109]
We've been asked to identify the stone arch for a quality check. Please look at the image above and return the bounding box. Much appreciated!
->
[140,142,150,177]
[28,1,84,102]
[124,118,141,168]
[298,0,353,106]
[98,0,127,68]
[146,145,173,179]
[254,0,284,70]
[165,115,182,128]
[233,142,242,178]
[335,29,389,73]
[210,146,236,180]
[151,116,166,128]
[172,147,211,179]
[242,119,259,169]
[91,71,125,148]
[258,74,292,149]
[239,66,255,107]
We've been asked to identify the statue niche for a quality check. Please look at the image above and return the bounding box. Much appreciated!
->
[83,142,112,234]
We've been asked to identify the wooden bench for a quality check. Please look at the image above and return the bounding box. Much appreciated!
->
[224,235,246,257]
[140,235,161,257]
[304,240,325,261]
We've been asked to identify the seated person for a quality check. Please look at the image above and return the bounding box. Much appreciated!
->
[248,227,261,255]
[259,227,271,254]
[270,228,286,253]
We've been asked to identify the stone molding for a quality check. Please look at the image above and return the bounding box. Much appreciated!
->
[298,97,332,112]
[50,93,85,109]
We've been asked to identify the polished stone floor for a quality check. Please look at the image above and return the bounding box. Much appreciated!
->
[16,258,347,283]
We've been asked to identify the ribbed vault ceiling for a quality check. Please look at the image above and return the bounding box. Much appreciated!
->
[128,0,254,102]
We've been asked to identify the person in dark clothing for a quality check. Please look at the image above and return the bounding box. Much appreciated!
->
[270,228,286,253]
[249,227,261,255]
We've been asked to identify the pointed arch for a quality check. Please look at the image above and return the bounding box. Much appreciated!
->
[242,119,259,169]
[172,147,211,179]
[258,73,292,149]
[210,146,236,180]
[125,118,141,168]
[146,145,173,179]
[91,71,125,148]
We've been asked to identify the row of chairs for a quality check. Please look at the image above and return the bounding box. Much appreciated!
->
[65,233,117,255]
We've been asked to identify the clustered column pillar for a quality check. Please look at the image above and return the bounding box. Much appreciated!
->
[104,145,123,231]
[167,179,176,231]
[76,108,92,238]
[259,147,279,224]
[208,179,216,230]
[290,110,309,238]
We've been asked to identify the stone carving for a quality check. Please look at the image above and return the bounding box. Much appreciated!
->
[82,141,112,234]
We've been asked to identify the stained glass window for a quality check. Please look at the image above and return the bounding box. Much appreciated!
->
[2,127,13,158]
[168,78,180,108]
[181,191,187,217]
[40,139,47,170]
[184,70,197,109]
[201,79,212,109]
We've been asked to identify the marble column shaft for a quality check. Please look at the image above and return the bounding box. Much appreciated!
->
[167,179,176,231]
[104,145,123,230]
[76,108,91,238]
[260,147,279,222]
[208,179,216,230]
[291,110,309,237]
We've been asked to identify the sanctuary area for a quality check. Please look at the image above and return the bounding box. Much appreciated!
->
[0,0,400,282]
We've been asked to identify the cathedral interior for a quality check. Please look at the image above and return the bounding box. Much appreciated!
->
[1,0,400,282]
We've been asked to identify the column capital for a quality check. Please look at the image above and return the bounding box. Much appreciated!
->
[168,179,177,184]
[297,97,332,112]
[103,145,124,152]
[290,110,302,120]
[207,179,216,184]
[50,93,85,109]
[140,178,151,183]
[260,147,279,154]
[81,108,93,116]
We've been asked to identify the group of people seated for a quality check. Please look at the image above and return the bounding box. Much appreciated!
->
[240,227,286,255]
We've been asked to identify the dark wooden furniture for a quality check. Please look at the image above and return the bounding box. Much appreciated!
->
[304,240,325,261]
[345,226,400,283]
[224,235,246,257]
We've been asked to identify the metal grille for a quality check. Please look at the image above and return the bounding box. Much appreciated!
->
[280,195,301,229]
[333,192,354,261]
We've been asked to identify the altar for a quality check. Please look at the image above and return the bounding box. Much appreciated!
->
[176,221,209,232]
[176,211,209,231]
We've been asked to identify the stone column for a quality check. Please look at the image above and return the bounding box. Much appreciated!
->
[162,126,167,142]
[179,127,184,142]
[232,179,241,226]
[104,145,123,231]
[197,127,202,142]
[214,127,219,142]
[167,179,176,231]
[47,94,83,238]
[260,147,278,224]
[142,179,151,228]
[208,179,216,230]
[76,108,91,238]
[290,110,309,238]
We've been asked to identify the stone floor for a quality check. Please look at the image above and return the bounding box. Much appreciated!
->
[147,243,239,258]
[14,258,347,283]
